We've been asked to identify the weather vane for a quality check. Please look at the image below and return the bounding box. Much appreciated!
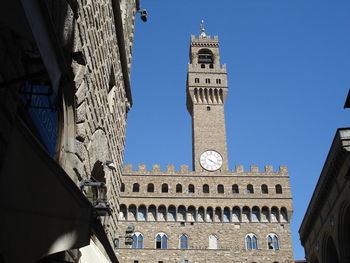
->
[200,20,206,37]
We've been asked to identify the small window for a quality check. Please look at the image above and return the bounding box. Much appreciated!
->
[184,260,189,263]
[176,184,183,193]
[217,184,224,194]
[114,237,120,248]
[275,184,282,194]
[203,184,209,193]
[159,261,163,263]
[232,184,239,193]
[132,232,143,248]
[195,78,199,83]
[205,78,210,84]
[120,183,125,192]
[156,233,168,249]
[132,183,139,192]
[209,64,214,69]
[198,49,213,64]
[216,79,221,84]
[209,234,218,249]
[188,184,195,193]
[162,183,168,193]
[246,234,258,250]
[261,184,268,194]
[267,234,280,250]
[138,205,146,221]
[246,184,254,194]
[201,64,205,68]
[134,261,138,263]
[180,234,188,249]
[207,106,211,111]
[180,222,185,227]
[119,204,127,220]
[147,183,154,192]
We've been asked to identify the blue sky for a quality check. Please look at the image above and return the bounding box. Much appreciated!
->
[124,0,350,259]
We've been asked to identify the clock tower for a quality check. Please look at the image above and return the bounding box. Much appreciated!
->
[186,24,229,172]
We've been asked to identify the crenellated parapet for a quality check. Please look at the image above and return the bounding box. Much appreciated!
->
[123,163,288,176]
[190,35,219,47]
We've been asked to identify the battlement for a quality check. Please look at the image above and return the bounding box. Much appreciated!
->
[123,164,288,176]
[191,35,219,47]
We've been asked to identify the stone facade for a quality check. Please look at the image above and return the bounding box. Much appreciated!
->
[65,0,138,242]
[0,0,140,262]
[116,29,294,263]
[299,128,350,263]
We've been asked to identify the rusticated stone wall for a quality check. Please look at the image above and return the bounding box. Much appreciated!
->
[116,165,294,263]
[59,0,138,243]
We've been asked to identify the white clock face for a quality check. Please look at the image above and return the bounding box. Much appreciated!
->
[200,150,223,171]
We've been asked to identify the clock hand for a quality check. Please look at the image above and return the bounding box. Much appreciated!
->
[207,157,217,164]
[207,158,215,164]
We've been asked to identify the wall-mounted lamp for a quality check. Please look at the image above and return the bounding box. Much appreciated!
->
[137,9,147,22]
[80,179,111,227]
[105,161,117,170]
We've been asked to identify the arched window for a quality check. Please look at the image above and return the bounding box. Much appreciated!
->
[203,184,209,193]
[176,184,182,193]
[223,207,230,222]
[246,235,252,250]
[271,207,279,222]
[155,232,168,249]
[214,207,222,222]
[138,205,146,221]
[217,184,224,194]
[275,184,282,194]
[198,207,205,222]
[280,207,288,222]
[252,206,260,222]
[132,183,139,192]
[128,205,136,220]
[132,232,143,248]
[232,206,241,222]
[187,206,196,222]
[206,207,213,222]
[178,205,186,221]
[147,183,154,193]
[198,49,213,64]
[267,234,280,250]
[148,205,156,221]
[246,234,258,250]
[261,206,269,222]
[120,183,125,192]
[180,234,188,249]
[188,184,195,194]
[158,205,166,221]
[246,184,254,194]
[119,204,127,220]
[261,184,268,194]
[168,205,176,221]
[242,206,251,222]
[209,234,218,249]
[162,183,168,193]
[232,184,239,194]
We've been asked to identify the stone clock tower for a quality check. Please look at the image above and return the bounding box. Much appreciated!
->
[186,25,229,172]
[118,25,294,263]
